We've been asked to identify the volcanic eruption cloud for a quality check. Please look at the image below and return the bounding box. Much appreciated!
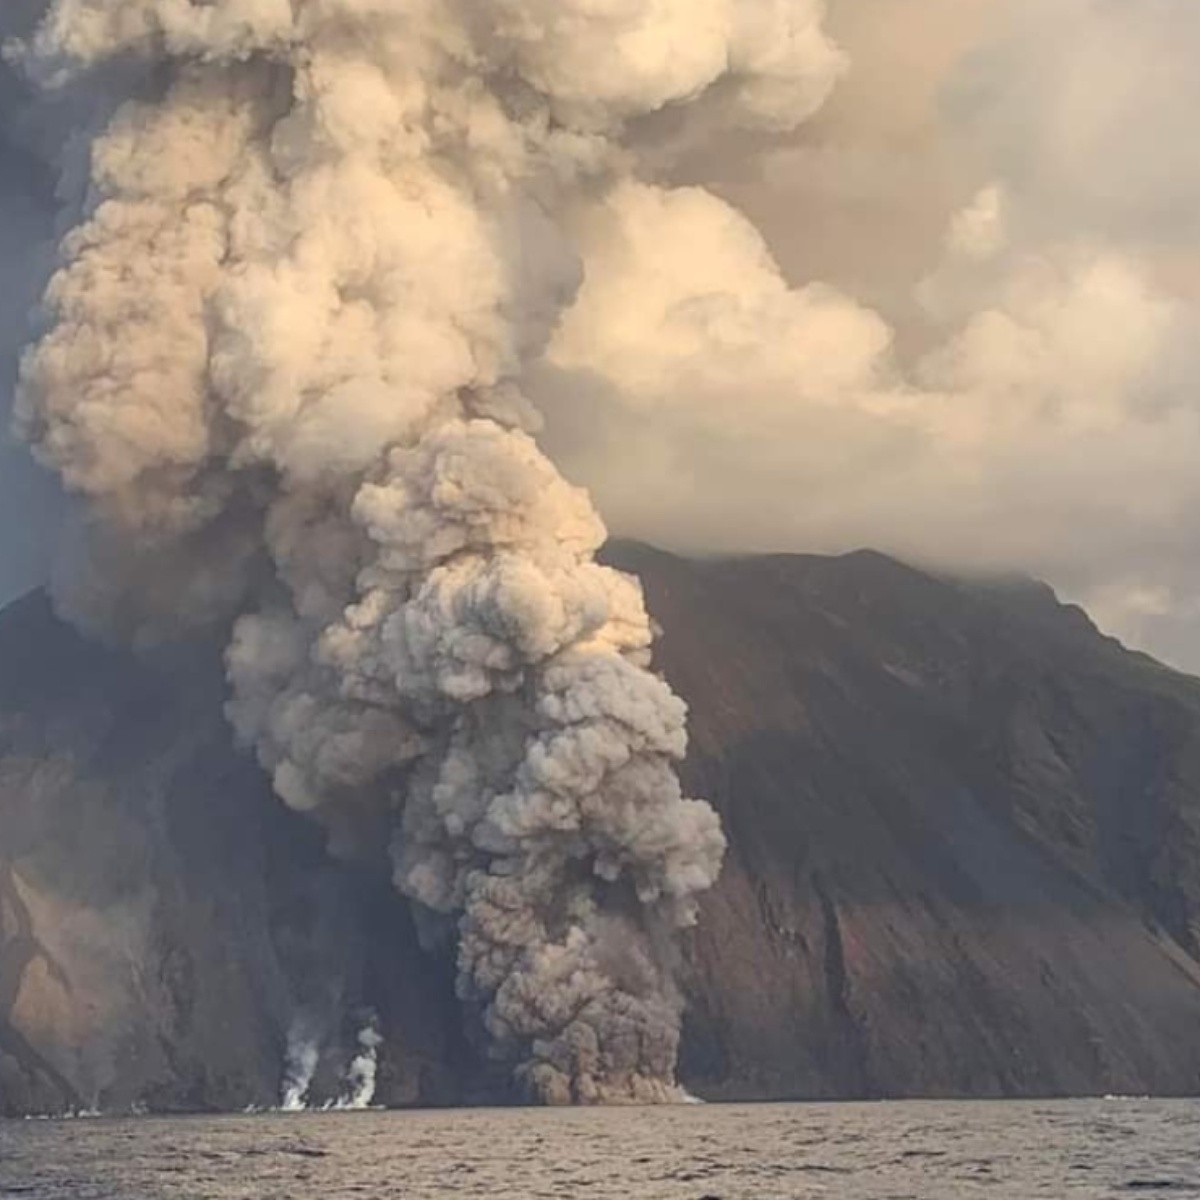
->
[9,0,850,1104]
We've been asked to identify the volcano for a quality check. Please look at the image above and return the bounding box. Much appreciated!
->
[3,544,1200,1113]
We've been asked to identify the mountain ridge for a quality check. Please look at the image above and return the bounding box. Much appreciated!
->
[608,543,1200,1099]
[2,544,1200,1112]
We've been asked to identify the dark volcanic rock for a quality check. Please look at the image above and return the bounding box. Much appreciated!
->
[0,593,465,1116]
[4,544,1200,1111]
[605,543,1200,1101]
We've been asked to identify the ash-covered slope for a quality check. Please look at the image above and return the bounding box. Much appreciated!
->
[4,545,1200,1112]
[0,593,465,1117]
[606,544,1200,1100]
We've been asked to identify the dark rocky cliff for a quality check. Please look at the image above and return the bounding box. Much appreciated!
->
[4,545,1200,1112]
[611,545,1200,1101]
[0,593,465,1116]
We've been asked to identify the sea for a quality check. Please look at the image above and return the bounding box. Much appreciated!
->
[2,1098,1199,1199]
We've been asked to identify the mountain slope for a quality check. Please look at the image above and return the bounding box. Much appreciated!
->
[0,593,465,1115]
[607,544,1200,1099]
[3,545,1200,1111]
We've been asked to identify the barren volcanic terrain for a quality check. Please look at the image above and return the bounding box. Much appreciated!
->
[3,545,1200,1113]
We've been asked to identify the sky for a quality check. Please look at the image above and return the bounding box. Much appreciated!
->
[0,26,59,608]
[6,0,1200,670]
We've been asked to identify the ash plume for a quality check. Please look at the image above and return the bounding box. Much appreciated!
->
[337,1013,382,1111]
[11,0,844,1103]
[528,0,1200,672]
[280,1016,319,1113]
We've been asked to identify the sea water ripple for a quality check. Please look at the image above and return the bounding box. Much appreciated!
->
[2,1097,1199,1199]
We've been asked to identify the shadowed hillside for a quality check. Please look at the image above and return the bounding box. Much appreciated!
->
[608,544,1200,1100]
[0,593,465,1115]
[3,545,1200,1112]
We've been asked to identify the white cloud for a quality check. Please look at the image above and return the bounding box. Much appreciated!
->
[533,0,1200,671]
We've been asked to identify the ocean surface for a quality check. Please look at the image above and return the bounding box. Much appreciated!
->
[2,1098,1199,1199]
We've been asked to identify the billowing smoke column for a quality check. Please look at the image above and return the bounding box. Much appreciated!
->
[338,1014,383,1111]
[280,1016,320,1113]
[14,0,842,1103]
